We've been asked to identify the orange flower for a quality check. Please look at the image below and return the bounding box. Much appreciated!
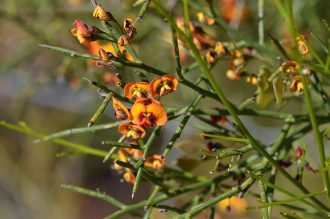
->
[176,17,214,50]
[93,4,113,21]
[145,155,165,170]
[197,11,215,25]
[130,98,167,128]
[124,82,150,100]
[206,50,218,64]
[296,35,309,55]
[217,196,247,215]
[118,35,130,53]
[123,19,137,38]
[113,149,127,170]
[226,69,240,80]
[112,97,131,120]
[149,75,179,97]
[118,123,146,139]
[220,0,249,24]
[98,48,112,61]
[290,76,304,93]
[123,169,136,184]
[124,148,143,160]
[280,60,299,76]
[246,74,259,85]
[71,19,98,46]
[117,35,134,61]
[214,42,226,56]
[86,41,117,57]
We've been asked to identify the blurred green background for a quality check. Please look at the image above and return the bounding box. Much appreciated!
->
[1,0,330,218]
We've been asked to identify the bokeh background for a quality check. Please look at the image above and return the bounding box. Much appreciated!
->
[1,0,330,218]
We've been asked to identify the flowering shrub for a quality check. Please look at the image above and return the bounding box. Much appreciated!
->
[2,0,330,218]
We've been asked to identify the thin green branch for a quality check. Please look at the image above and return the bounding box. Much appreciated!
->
[162,95,203,158]
[300,73,330,202]
[170,25,183,80]
[61,184,126,209]
[88,92,113,127]
[43,121,125,141]
[132,126,161,198]
[0,121,108,158]
[102,140,142,150]
[200,133,249,143]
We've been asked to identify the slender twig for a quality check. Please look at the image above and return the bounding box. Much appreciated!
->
[170,25,183,80]
[61,184,126,209]
[300,73,330,202]
[132,126,160,199]
[43,121,125,141]
[88,92,113,127]
[162,95,203,158]
[200,133,249,143]
[0,121,109,158]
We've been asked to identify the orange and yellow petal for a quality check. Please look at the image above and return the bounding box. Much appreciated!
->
[124,82,150,100]
[217,196,247,215]
[113,149,127,170]
[226,69,240,80]
[145,155,165,170]
[86,41,117,57]
[296,36,309,55]
[130,98,167,128]
[206,50,218,64]
[214,42,226,56]
[290,76,304,93]
[118,35,131,53]
[280,60,299,76]
[71,19,97,45]
[149,75,179,97]
[124,148,143,160]
[123,19,137,38]
[112,97,131,120]
[93,4,113,21]
[123,169,136,184]
[118,123,146,139]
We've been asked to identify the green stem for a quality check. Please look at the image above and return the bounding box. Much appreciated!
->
[61,184,126,209]
[170,25,183,80]
[137,0,151,21]
[44,121,125,141]
[88,92,113,127]
[300,73,330,203]
[200,133,249,143]
[259,181,270,219]
[162,95,203,158]
[132,126,160,198]
[102,141,142,150]
[0,121,108,158]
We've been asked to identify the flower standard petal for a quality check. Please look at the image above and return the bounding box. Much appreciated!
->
[149,75,178,97]
[124,82,150,100]
[130,98,167,128]
[118,123,146,139]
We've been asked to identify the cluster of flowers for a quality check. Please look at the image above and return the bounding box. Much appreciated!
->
[175,14,258,86]
[114,148,164,184]
[70,2,179,184]
[114,75,178,139]
[279,35,310,93]
[71,2,135,66]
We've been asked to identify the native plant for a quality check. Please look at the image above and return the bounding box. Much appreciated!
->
[2,0,330,218]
